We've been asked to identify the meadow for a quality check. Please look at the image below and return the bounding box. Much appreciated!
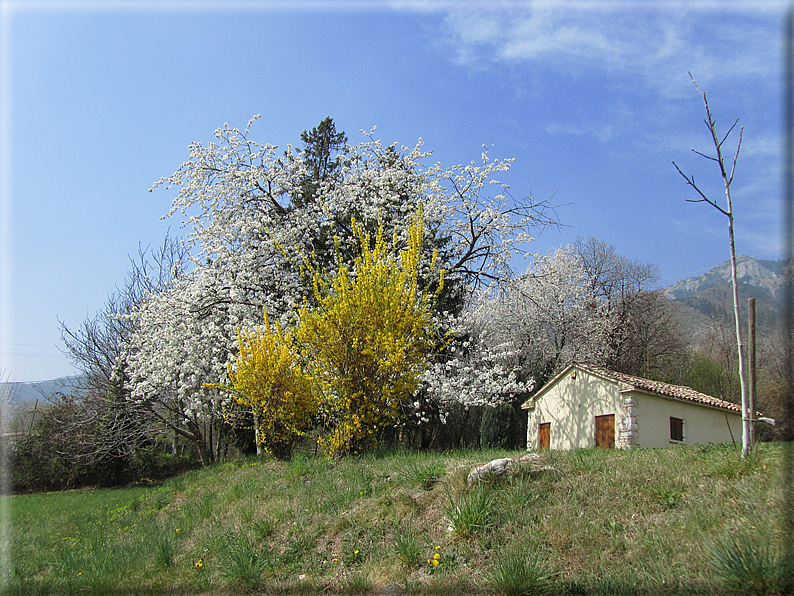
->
[3,442,791,595]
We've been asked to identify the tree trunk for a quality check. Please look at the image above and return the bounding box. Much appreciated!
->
[727,201,750,458]
[196,440,212,468]
[253,413,263,456]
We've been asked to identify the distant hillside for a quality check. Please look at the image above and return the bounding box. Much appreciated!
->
[662,254,790,332]
[1,376,86,404]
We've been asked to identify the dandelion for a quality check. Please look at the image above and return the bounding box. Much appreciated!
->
[333,558,338,562]
[427,559,433,565]
[175,528,180,533]
[435,545,441,550]
[432,559,439,566]
[78,572,82,576]
[354,550,359,555]
[195,559,203,568]
[434,553,440,560]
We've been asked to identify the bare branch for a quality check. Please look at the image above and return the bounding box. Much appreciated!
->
[671,160,730,216]
[728,126,744,187]
[720,118,741,148]
[691,149,720,162]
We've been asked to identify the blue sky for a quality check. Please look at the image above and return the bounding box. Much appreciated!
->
[0,0,787,382]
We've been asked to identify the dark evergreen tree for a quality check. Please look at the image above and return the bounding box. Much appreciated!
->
[293,116,347,208]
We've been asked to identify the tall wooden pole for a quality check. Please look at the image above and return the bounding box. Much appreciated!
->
[748,297,756,447]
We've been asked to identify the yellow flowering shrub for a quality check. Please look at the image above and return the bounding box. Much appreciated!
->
[297,210,442,458]
[225,315,318,459]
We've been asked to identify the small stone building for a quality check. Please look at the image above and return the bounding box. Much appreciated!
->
[521,362,743,450]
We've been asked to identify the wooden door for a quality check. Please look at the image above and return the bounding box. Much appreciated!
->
[538,422,550,450]
[595,414,615,449]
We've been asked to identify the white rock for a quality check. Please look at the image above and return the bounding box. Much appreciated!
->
[467,457,515,485]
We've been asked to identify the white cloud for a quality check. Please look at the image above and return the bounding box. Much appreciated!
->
[440,7,780,98]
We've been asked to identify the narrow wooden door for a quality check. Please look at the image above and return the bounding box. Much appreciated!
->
[538,422,550,450]
[595,414,615,449]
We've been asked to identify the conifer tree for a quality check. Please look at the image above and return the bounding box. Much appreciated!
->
[293,116,347,208]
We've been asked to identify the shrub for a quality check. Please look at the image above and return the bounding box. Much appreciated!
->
[297,212,442,457]
[130,448,198,481]
[480,403,518,450]
[10,393,199,492]
[215,316,319,460]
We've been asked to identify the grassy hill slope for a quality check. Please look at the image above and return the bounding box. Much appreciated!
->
[5,443,791,595]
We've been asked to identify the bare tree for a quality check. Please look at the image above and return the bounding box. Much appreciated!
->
[57,234,189,466]
[672,73,750,458]
[574,237,688,380]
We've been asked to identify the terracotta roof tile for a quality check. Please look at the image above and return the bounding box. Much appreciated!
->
[576,363,742,413]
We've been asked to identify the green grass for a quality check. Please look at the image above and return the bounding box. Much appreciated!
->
[445,483,496,538]
[394,526,424,568]
[3,443,790,595]
[710,533,794,595]
[483,547,550,596]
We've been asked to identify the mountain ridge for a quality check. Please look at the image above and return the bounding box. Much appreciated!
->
[662,254,790,332]
[662,254,788,301]
[1,376,86,403]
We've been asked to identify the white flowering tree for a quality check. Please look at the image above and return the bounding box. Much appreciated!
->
[420,310,533,412]
[124,270,242,466]
[496,246,613,384]
[124,117,559,456]
[422,246,612,413]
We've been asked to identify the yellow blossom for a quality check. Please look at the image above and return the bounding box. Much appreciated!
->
[297,210,443,458]
[209,314,318,459]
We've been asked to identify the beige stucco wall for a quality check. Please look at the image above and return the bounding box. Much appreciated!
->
[633,390,742,448]
[526,369,627,450]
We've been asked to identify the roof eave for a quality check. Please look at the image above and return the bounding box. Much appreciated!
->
[621,387,742,414]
